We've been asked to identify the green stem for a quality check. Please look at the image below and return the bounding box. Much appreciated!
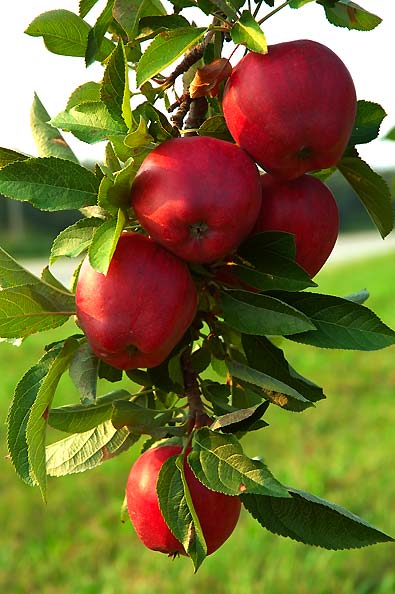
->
[258,0,292,25]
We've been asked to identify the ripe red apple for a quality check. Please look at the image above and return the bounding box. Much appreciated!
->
[131,136,261,263]
[75,232,197,370]
[253,173,339,277]
[222,39,357,180]
[126,444,241,556]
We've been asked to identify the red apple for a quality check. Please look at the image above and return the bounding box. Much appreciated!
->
[75,232,197,370]
[222,39,357,180]
[253,173,339,277]
[131,136,261,263]
[126,444,241,556]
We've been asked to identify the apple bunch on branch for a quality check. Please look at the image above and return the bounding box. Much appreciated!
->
[0,0,394,570]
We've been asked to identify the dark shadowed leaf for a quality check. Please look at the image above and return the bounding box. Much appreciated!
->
[220,290,315,336]
[348,100,387,147]
[338,151,393,238]
[272,291,395,350]
[242,488,394,548]
[101,41,133,127]
[227,358,314,411]
[242,334,325,407]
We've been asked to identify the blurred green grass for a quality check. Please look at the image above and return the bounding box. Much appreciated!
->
[0,252,394,594]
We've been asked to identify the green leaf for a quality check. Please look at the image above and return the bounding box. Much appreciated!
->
[272,291,395,350]
[157,454,207,571]
[85,0,114,66]
[242,487,394,549]
[226,359,314,411]
[101,41,133,128]
[348,100,387,147]
[50,101,128,144]
[384,126,395,141]
[190,346,211,374]
[231,256,316,292]
[111,400,175,437]
[46,421,138,476]
[66,81,101,110]
[242,334,325,408]
[231,11,267,54]
[124,117,155,148]
[48,390,129,433]
[69,342,99,405]
[239,231,297,261]
[209,0,241,19]
[0,147,29,168]
[318,0,382,31]
[0,247,40,289]
[220,290,316,336]
[79,0,100,18]
[7,347,61,487]
[50,217,103,263]
[290,0,315,7]
[210,401,269,433]
[189,427,289,497]
[137,14,190,41]
[198,115,233,142]
[136,26,207,87]
[132,102,176,143]
[0,157,99,211]
[31,93,78,162]
[26,340,79,498]
[0,285,75,339]
[88,209,126,274]
[7,340,79,496]
[338,151,393,238]
[25,10,114,60]
[113,0,167,40]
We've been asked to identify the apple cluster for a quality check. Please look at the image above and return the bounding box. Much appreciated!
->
[75,39,357,558]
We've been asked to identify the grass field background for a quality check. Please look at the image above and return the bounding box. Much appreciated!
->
[0,252,394,594]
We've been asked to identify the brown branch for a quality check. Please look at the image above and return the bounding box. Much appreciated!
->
[165,30,215,87]
[184,97,208,133]
[181,349,209,431]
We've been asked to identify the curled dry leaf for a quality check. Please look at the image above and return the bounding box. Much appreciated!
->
[189,58,232,99]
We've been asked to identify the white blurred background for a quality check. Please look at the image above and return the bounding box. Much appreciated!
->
[0,1,394,169]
